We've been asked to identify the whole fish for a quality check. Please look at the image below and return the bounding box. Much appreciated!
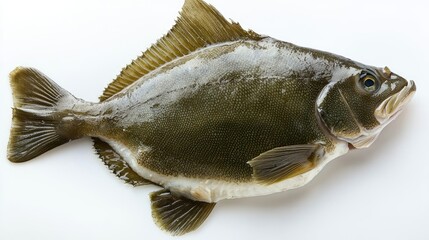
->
[7,0,416,235]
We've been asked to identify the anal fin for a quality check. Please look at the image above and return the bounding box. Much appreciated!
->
[92,138,153,186]
[248,144,323,185]
[150,189,216,236]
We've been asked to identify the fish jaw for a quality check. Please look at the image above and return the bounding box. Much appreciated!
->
[375,80,416,125]
[349,80,416,149]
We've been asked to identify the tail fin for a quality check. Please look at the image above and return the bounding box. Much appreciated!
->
[8,67,75,162]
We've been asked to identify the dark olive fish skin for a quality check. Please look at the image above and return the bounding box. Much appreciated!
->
[123,75,329,182]
[85,39,351,183]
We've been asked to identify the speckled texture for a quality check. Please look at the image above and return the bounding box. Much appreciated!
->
[83,38,355,182]
[132,75,330,181]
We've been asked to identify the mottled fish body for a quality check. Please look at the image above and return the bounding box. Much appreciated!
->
[7,0,416,236]
[93,38,354,202]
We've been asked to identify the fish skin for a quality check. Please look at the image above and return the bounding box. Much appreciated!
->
[6,0,416,235]
[51,36,413,202]
[79,39,353,182]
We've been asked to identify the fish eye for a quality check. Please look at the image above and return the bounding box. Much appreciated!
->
[360,71,379,92]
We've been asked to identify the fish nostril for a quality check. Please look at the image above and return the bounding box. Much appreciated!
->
[383,66,392,78]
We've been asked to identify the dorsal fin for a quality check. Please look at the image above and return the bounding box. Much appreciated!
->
[99,0,261,101]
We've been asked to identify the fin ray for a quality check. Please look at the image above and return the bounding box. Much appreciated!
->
[150,189,215,236]
[248,144,323,185]
[92,138,153,186]
[8,67,75,162]
[99,0,260,101]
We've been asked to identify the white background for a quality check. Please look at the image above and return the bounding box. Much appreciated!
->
[1,0,428,239]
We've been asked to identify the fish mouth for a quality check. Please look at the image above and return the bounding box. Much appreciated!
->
[348,80,416,149]
[374,80,416,124]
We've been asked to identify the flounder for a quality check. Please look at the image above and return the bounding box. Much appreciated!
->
[7,0,416,235]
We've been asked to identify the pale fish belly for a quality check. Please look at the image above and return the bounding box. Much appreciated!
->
[103,138,349,203]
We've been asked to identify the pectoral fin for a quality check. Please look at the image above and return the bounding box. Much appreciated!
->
[248,144,323,185]
[150,189,216,236]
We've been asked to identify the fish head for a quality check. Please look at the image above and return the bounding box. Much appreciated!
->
[317,66,416,148]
